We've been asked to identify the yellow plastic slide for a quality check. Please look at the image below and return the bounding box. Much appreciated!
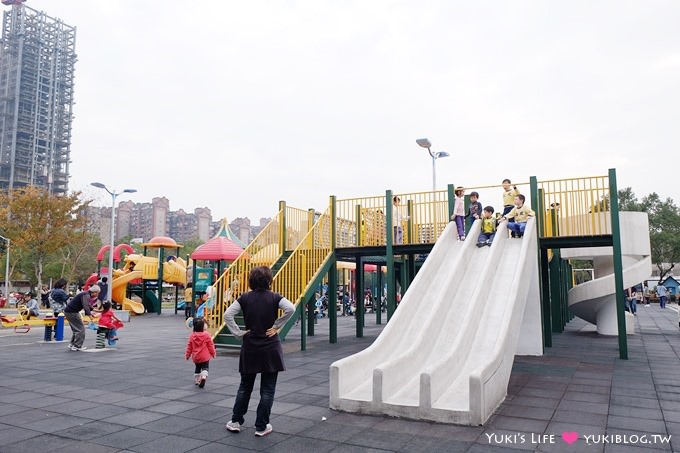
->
[112,270,145,315]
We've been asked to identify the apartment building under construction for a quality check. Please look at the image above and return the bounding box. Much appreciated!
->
[0,0,76,194]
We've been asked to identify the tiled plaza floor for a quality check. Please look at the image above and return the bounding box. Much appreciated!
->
[1,304,679,452]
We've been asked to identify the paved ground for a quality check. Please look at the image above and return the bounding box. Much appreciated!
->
[1,304,679,452]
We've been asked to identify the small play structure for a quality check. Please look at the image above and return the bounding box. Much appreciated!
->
[97,237,187,315]
[185,219,243,325]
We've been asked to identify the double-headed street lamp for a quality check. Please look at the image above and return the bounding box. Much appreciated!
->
[91,183,137,302]
[416,138,449,191]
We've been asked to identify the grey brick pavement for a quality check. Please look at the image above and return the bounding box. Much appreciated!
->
[1,304,679,452]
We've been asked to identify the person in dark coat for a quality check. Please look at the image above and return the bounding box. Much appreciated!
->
[64,285,100,351]
[223,266,294,437]
[98,277,108,302]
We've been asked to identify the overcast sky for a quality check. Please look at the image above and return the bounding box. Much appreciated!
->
[24,0,680,221]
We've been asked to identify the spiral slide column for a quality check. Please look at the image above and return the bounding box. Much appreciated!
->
[562,212,651,335]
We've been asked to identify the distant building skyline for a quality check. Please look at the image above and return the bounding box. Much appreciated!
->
[88,198,269,247]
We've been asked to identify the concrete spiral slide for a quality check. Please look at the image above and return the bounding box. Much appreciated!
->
[330,218,543,425]
[562,212,651,335]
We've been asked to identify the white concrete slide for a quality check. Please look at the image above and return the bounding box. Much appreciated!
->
[562,212,651,335]
[330,217,542,425]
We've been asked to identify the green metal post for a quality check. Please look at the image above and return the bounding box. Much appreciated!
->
[356,256,364,337]
[386,190,395,320]
[406,253,415,294]
[308,208,315,250]
[532,178,551,348]
[279,200,286,253]
[191,257,198,318]
[566,260,574,322]
[307,295,315,336]
[463,193,470,235]
[330,195,337,343]
[376,264,383,325]
[447,184,455,221]
[406,200,414,245]
[299,301,306,350]
[562,258,571,329]
[549,251,563,333]
[157,247,164,315]
[609,168,628,360]
[356,205,362,247]
[540,249,552,347]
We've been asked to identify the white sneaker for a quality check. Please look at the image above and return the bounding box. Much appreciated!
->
[68,345,77,351]
[254,424,272,437]
[226,421,241,433]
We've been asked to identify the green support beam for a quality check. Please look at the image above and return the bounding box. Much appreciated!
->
[386,190,395,320]
[549,251,563,333]
[355,256,364,337]
[279,200,286,253]
[609,168,628,360]
[329,196,338,343]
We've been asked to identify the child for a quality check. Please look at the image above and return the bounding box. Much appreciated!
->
[450,186,465,240]
[501,194,535,238]
[392,196,409,245]
[98,301,122,342]
[501,179,520,217]
[466,191,483,230]
[476,206,497,247]
[20,292,40,319]
[185,317,216,388]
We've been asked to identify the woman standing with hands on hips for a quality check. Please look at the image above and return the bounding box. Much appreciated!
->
[224,266,295,437]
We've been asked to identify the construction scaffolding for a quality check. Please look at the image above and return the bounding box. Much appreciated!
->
[0,2,76,194]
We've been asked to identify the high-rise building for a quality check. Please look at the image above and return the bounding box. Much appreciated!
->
[168,207,212,243]
[0,1,76,194]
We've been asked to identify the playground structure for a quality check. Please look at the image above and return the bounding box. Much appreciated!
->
[184,219,244,323]
[562,212,650,335]
[94,237,186,315]
[112,252,186,314]
[181,169,645,425]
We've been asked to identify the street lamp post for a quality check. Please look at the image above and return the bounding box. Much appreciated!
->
[91,183,137,302]
[0,235,9,302]
[416,138,449,191]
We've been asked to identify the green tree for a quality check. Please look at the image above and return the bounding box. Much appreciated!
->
[0,187,93,289]
[618,188,680,281]
[181,236,205,260]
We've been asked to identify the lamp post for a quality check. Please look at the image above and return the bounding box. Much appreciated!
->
[0,234,9,302]
[91,183,137,302]
[416,138,449,191]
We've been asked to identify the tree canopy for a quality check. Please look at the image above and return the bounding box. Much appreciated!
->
[0,187,95,288]
[619,187,680,281]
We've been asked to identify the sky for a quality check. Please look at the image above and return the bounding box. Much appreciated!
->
[21,0,680,221]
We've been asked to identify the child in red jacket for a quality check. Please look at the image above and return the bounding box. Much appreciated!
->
[184,318,216,388]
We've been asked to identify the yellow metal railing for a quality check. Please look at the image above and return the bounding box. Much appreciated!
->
[283,205,313,251]
[335,191,450,247]
[272,206,332,304]
[207,204,332,338]
[336,195,385,247]
[537,175,611,238]
[398,190,449,245]
[205,205,309,337]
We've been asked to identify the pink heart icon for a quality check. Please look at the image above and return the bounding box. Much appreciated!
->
[562,432,579,445]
